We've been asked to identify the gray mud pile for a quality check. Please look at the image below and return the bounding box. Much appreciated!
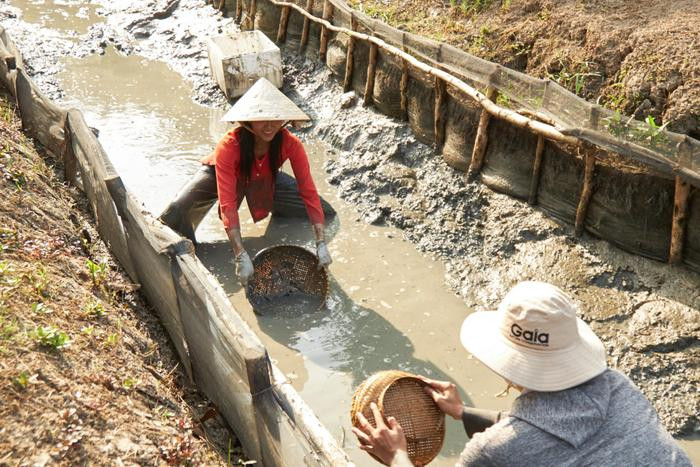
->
[1,0,697,437]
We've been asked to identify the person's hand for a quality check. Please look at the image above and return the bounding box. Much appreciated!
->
[235,250,254,285]
[351,402,408,465]
[316,241,332,269]
[422,378,464,420]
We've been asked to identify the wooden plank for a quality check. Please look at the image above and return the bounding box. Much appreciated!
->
[363,42,378,107]
[669,175,691,264]
[173,253,271,461]
[276,5,291,43]
[15,68,66,157]
[528,135,545,205]
[468,86,497,176]
[104,177,193,381]
[271,365,352,465]
[342,15,356,92]
[318,0,333,62]
[434,75,446,148]
[575,149,596,237]
[66,110,138,282]
[299,0,314,52]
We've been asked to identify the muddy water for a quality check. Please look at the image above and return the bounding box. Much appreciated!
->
[9,0,699,464]
[15,0,101,34]
[54,46,516,466]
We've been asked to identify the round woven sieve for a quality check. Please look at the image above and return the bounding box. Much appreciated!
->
[245,245,328,315]
[350,371,445,466]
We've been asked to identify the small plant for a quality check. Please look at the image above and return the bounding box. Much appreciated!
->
[0,316,18,341]
[13,370,29,389]
[86,258,108,286]
[32,325,71,350]
[496,92,512,109]
[81,325,95,335]
[106,333,119,347]
[31,266,49,297]
[84,300,106,318]
[31,302,52,315]
[123,377,139,390]
[634,115,670,148]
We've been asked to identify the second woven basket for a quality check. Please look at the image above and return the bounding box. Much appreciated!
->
[350,370,445,466]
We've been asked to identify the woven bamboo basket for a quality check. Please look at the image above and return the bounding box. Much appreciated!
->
[245,244,328,315]
[350,371,445,466]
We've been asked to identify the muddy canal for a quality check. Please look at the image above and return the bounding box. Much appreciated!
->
[56,47,512,464]
[2,0,698,464]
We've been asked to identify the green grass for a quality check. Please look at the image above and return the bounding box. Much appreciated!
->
[32,325,70,350]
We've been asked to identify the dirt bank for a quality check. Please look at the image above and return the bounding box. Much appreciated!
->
[1,0,697,440]
[0,93,239,464]
[348,0,700,139]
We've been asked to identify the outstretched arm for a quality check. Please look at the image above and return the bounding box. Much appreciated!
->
[422,378,505,437]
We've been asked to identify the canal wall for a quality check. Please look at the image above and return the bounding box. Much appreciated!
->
[0,26,352,467]
[231,0,700,274]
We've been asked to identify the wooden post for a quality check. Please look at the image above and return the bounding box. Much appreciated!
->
[276,5,291,43]
[0,50,15,70]
[400,57,409,121]
[528,135,545,205]
[574,149,596,237]
[343,15,357,92]
[61,115,77,186]
[363,42,378,107]
[468,87,497,176]
[434,76,446,148]
[319,0,333,62]
[299,0,314,52]
[246,0,257,30]
[235,0,243,22]
[669,176,691,264]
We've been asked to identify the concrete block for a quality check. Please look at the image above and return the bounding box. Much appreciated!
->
[207,31,283,99]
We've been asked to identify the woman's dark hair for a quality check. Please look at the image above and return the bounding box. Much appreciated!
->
[238,125,283,183]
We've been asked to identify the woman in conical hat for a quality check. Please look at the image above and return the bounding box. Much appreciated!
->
[159,78,335,284]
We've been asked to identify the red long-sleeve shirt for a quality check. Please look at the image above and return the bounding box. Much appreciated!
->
[201,127,324,230]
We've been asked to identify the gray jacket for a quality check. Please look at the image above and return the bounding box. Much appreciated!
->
[458,369,691,466]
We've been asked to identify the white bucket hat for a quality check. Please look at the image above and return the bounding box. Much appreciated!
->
[221,77,310,122]
[460,281,607,392]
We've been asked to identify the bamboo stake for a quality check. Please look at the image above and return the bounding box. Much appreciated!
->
[528,135,545,205]
[669,176,691,264]
[363,42,378,107]
[299,0,314,52]
[247,0,257,30]
[574,149,596,237]
[400,57,409,121]
[266,0,580,146]
[343,15,357,92]
[434,76,446,148]
[468,87,497,175]
[236,0,243,21]
[276,5,291,43]
[319,0,333,62]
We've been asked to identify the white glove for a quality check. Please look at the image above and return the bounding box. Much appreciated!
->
[316,241,332,269]
[235,250,254,285]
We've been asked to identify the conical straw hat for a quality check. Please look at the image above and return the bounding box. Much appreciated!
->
[221,77,310,122]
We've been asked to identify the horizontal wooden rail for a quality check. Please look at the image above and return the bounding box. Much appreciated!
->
[267,0,580,147]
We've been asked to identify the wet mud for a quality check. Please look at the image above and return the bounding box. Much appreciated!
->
[1,0,697,461]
